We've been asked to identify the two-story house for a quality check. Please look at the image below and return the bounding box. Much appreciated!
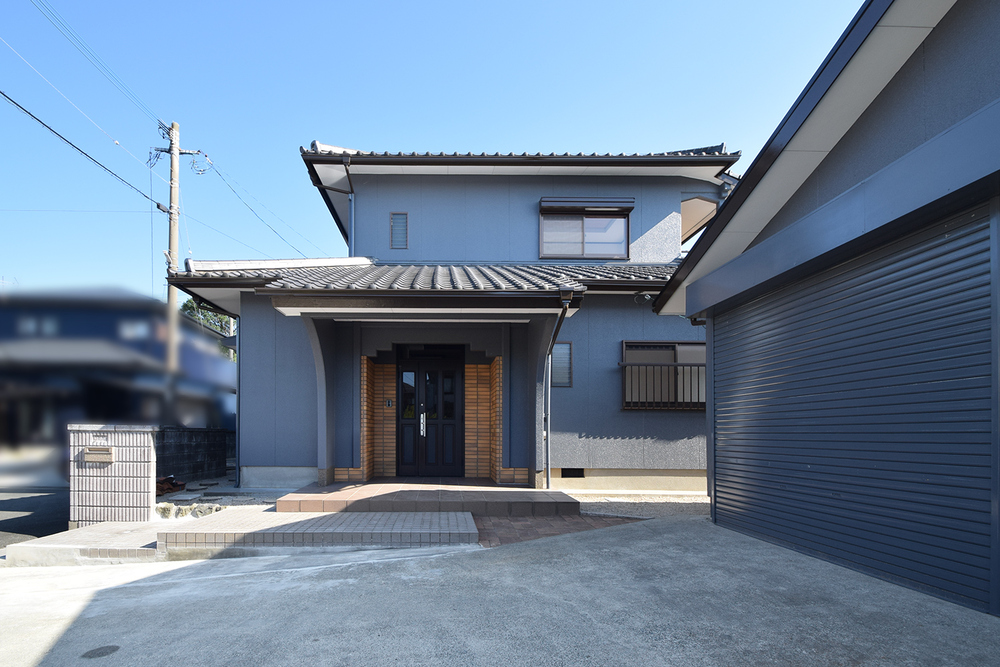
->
[0,287,237,448]
[170,146,738,490]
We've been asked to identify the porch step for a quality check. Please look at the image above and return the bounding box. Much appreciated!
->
[157,511,478,557]
[276,483,580,517]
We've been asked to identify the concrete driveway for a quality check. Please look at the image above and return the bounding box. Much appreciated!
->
[0,490,69,553]
[2,515,997,666]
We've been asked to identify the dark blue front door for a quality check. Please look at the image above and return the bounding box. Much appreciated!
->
[397,360,463,477]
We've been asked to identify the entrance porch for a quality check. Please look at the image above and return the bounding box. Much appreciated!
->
[315,337,534,487]
[276,477,579,516]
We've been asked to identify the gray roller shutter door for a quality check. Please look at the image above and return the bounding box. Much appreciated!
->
[712,204,996,612]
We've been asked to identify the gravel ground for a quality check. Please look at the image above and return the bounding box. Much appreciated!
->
[195,495,279,506]
[573,494,710,518]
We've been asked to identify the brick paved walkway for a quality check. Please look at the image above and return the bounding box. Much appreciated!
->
[474,514,641,548]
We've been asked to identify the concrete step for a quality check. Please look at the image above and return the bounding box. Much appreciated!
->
[4,508,478,567]
[277,486,580,517]
[157,511,478,559]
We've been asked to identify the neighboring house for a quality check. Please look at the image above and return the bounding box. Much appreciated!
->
[0,287,237,447]
[170,147,738,490]
[656,0,1000,614]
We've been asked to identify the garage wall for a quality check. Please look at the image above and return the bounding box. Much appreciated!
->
[711,206,996,612]
[752,0,1000,246]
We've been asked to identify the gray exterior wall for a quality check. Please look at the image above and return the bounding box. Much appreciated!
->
[238,169,722,482]
[351,174,720,263]
[238,293,317,468]
[551,295,706,470]
[752,0,1000,246]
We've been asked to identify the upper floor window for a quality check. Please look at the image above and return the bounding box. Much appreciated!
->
[17,315,58,337]
[118,319,151,341]
[390,212,408,249]
[539,197,633,260]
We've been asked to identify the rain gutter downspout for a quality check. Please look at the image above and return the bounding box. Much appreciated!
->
[345,154,356,257]
[543,286,577,489]
[348,192,355,257]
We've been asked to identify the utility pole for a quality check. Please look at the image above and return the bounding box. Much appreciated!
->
[155,122,198,423]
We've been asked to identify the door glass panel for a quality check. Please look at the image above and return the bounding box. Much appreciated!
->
[401,372,416,418]
[442,371,456,420]
[425,371,438,419]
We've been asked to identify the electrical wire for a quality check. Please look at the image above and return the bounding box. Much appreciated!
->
[205,159,306,257]
[0,88,161,206]
[182,213,274,258]
[179,190,194,258]
[0,33,169,185]
[207,161,329,256]
[29,0,168,134]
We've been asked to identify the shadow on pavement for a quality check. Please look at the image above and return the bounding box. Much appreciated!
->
[0,490,69,550]
[15,516,1000,667]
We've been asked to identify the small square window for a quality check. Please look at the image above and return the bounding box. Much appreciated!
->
[551,342,572,387]
[17,316,37,336]
[390,212,408,249]
[119,319,151,340]
[40,316,58,336]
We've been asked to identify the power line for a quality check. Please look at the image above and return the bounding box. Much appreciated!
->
[0,33,169,185]
[206,161,330,256]
[0,88,161,206]
[0,209,149,213]
[205,159,306,257]
[29,0,168,134]
[183,212,274,258]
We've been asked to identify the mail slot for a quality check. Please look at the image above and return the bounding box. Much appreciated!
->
[83,446,114,463]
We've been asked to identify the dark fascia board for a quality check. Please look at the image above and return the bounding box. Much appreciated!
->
[303,151,739,174]
[302,158,349,244]
[167,276,271,289]
[652,0,894,313]
[577,280,669,291]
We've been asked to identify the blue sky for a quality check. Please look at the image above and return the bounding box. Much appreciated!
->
[1,1,862,300]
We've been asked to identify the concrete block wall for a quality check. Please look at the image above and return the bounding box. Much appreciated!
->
[69,424,157,527]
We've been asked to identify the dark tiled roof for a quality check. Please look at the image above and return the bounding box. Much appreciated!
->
[174,262,677,292]
[302,143,737,159]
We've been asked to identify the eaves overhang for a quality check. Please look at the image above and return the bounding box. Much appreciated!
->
[301,145,740,247]
[652,0,958,316]
[268,291,585,319]
[170,258,674,319]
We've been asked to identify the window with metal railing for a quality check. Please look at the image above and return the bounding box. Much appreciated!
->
[620,341,706,410]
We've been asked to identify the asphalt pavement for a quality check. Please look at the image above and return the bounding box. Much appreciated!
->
[0,490,69,552]
[2,514,998,667]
